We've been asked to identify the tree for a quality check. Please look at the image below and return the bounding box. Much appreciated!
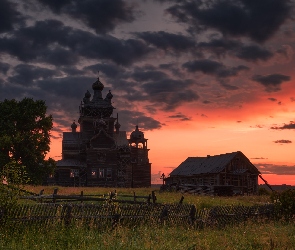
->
[0,98,55,184]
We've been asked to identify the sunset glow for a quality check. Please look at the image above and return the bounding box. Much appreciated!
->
[1,0,295,186]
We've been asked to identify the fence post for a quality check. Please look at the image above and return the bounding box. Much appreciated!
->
[147,194,151,204]
[179,196,184,204]
[189,205,196,225]
[152,191,157,204]
[64,204,73,226]
[133,192,136,203]
[80,191,83,203]
[53,188,58,203]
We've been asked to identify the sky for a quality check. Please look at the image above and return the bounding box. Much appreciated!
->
[1,0,295,185]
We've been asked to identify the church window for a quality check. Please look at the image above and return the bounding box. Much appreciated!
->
[107,168,112,178]
[99,168,104,178]
[91,169,97,178]
[70,169,79,178]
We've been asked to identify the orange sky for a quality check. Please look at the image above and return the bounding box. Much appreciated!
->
[1,0,295,185]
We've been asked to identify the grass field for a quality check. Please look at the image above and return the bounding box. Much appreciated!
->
[23,185,270,208]
[1,220,295,249]
[2,186,294,250]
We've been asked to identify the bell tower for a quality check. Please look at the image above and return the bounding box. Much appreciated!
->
[128,125,151,187]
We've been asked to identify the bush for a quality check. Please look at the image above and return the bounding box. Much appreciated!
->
[270,189,295,222]
[258,187,270,196]
[0,161,30,222]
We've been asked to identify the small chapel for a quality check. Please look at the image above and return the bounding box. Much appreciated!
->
[47,76,151,187]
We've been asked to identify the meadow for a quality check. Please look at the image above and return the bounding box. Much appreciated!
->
[1,186,295,250]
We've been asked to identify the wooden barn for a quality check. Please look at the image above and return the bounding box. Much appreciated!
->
[165,151,260,195]
[47,76,151,187]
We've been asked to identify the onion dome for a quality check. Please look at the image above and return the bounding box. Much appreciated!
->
[92,77,104,91]
[130,125,144,139]
[71,121,77,132]
[85,90,91,98]
[83,90,91,104]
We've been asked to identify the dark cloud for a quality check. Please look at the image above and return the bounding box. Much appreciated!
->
[0,0,23,33]
[268,97,277,102]
[197,38,240,56]
[0,62,10,75]
[202,100,211,104]
[135,31,196,51]
[139,79,199,110]
[85,63,126,79]
[256,163,295,175]
[8,64,60,87]
[0,19,151,66]
[131,69,168,82]
[37,76,95,99]
[168,113,191,121]
[235,44,273,62]
[274,139,292,144]
[182,59,249,79]
[251,74,291,92]
[251,157,268,160]
[218,79,239,90]
[165,0,291,43]
[271,121,295,130]
[197,39,274,62]
[36,0,135,34]
[116,110,162,131]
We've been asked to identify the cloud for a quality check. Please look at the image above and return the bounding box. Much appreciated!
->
[182,59,249,80]
[164,0,291,43]
[255,163,295,175]
[0,20,151,66]
[197,38,274,62]
[8,64,61,87]
[0,0,24,33]
[251,74,291,92]
[116,110,163,131]
[268,97,277,102]
[271,121,295,130]
[168,112,191,121]
[251,157,268,160]
[235,44,273,62]
[274,139,292,144]
[139,79,199,110]
[36,0,135,34]
[0,62,10,75]
[135,31,196,52]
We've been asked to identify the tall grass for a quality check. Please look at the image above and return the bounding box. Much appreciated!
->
[1,221,295,250]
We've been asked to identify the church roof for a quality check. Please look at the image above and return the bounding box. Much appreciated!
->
[169,151,260,176]
[63,132,80,143]
[56,159,86,167]
[113,131,129,146]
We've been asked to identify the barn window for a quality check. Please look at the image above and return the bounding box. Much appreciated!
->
[99,168,104,178]
[70,169,79,178]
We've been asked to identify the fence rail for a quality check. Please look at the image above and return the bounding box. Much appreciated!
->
[1,202,275,229]
[20,189,157,204]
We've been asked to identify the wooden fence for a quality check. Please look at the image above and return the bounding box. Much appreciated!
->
[1,203,275,229]
[20,188,157,204]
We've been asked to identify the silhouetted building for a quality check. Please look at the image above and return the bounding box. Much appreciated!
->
[165,151,260,195]
[48,77,151,187]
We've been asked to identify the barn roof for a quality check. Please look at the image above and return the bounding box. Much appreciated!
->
[169,151,259,176]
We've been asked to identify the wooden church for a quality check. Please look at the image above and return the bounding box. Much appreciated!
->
[48,77,151,187]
